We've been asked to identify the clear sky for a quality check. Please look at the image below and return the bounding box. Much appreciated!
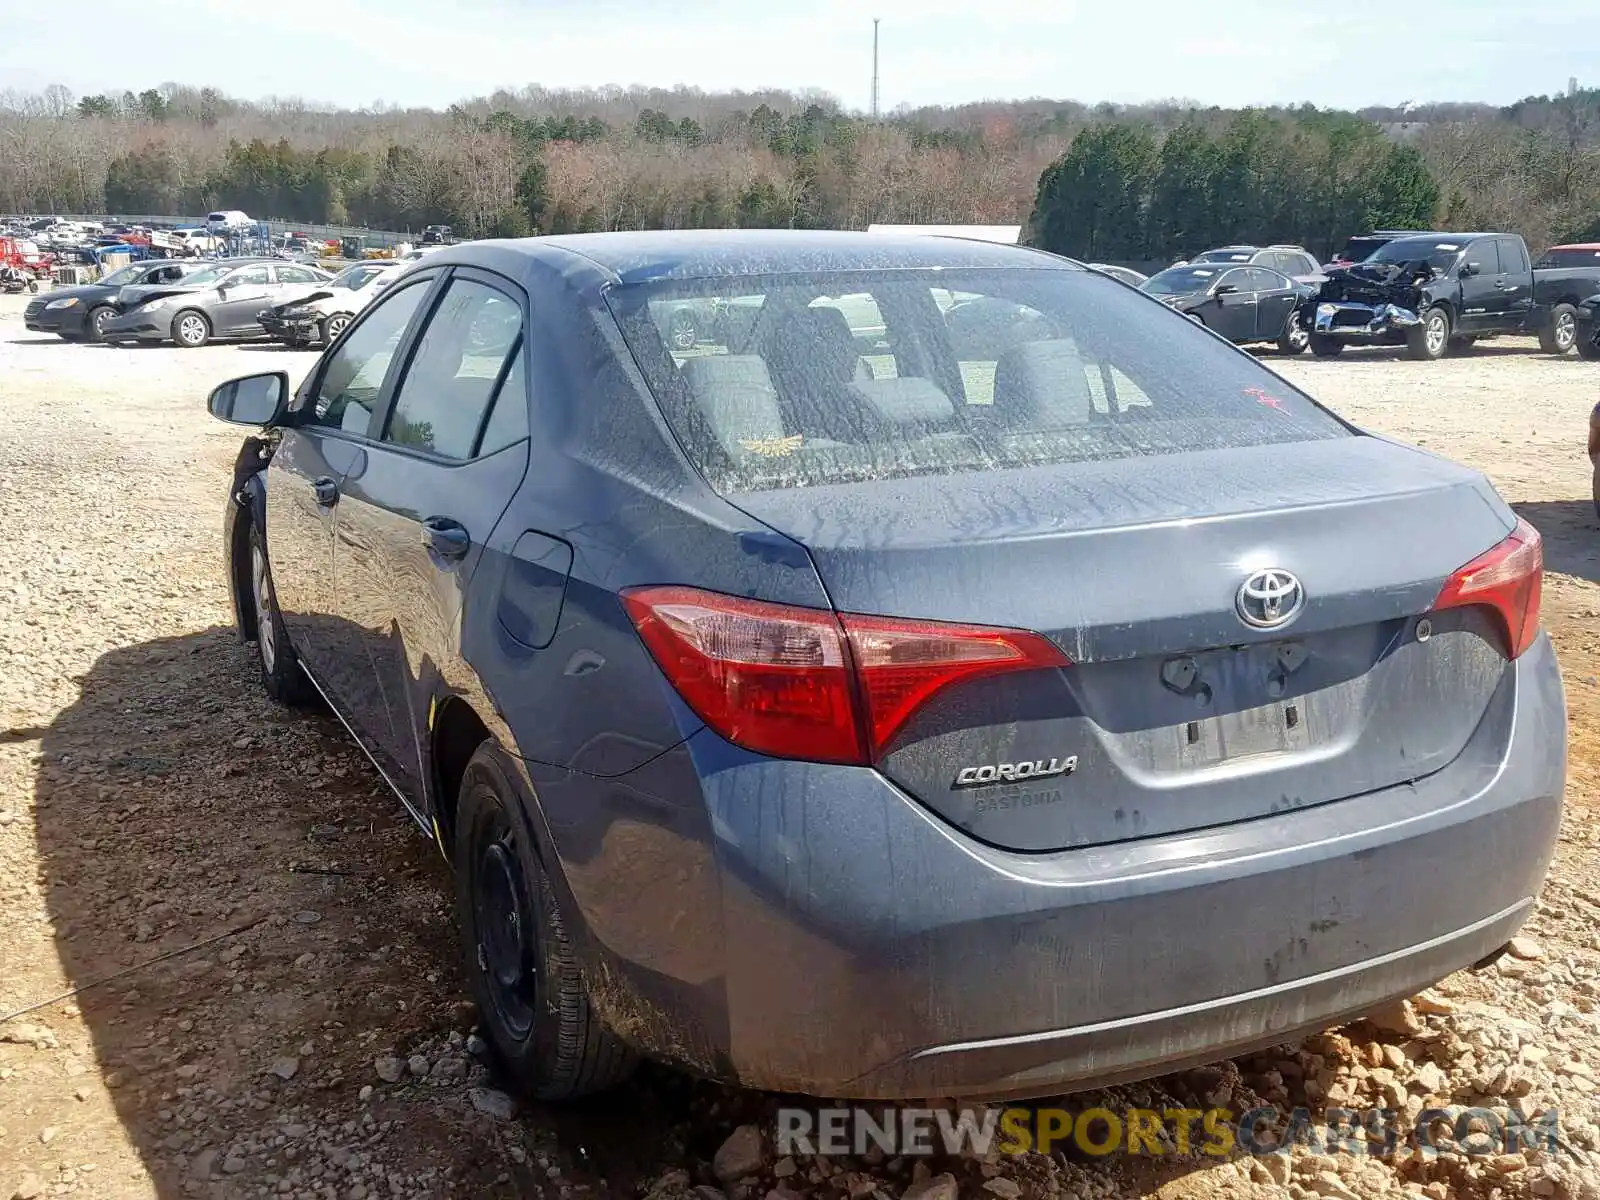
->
[2,0,1595,113]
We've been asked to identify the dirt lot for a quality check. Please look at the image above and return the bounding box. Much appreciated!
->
[2,296,1600,1200]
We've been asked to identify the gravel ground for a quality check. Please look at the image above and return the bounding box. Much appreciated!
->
[2,296,1600,1200]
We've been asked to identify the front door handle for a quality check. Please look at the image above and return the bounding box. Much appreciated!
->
[312,477,339,506]
[421,517,470,562]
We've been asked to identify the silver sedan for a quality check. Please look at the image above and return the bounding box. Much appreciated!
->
[101,259,334,347]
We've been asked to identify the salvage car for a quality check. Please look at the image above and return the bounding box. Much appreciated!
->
[204,229,1563,1103]
[258,260,403,347]
[1140,263,1313,353]
[1570,292,1600,361]
[1301,232,1600,360]
[24,259,207,342]
[102,259,334,347]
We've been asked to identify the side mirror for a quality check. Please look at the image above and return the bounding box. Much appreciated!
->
[1460,262,1479,277]
[208,372,288,427]
[1214,283,1238,297]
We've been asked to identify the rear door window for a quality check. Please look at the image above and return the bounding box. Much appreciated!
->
[609,267,1349,493]
[1496,238,1529,275]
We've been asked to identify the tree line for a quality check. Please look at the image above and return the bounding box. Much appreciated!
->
[4,82,1600,258]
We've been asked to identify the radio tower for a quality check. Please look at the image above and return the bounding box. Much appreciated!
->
[871,19,880,120]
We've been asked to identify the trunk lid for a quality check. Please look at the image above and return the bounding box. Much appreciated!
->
[733,434,1517,851]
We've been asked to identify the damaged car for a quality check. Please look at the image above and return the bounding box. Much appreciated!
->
[101,259,334,347]
[1301,232,1600,360]
[258,260,404,348]
[203,230,1564,1104]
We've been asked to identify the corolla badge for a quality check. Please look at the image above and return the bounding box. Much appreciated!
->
[1236,568,1305,629]
[952,756,1078,789]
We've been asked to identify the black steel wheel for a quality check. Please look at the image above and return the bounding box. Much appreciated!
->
[453,745,637,1100]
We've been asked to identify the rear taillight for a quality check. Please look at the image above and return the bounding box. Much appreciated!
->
[1431,516,1543,659]
[620,586,1070,765]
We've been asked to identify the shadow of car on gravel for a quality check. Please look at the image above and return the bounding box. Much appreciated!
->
[25,624,762,1198]
[25,627,1265,1198]
[1515,500,1600,586]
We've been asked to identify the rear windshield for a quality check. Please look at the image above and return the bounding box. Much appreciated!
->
[1141,266,1225,294]
[1335,236,1392,262]
[608,268,1349,494]
[1536,247,1600,267]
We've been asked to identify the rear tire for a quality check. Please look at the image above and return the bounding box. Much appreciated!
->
[667,308,697,351]
[1277,310,1310,355]
[1540,303,1578,355]
[454,746,638,1101]
[246,523,318,708]
[1406,306,1451,360]
[1309,334,1345,357]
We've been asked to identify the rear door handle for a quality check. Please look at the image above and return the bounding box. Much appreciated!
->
[312,477,339,506]
[421,517,471,562]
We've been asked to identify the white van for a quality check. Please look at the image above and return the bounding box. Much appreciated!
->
[206,210,253,234]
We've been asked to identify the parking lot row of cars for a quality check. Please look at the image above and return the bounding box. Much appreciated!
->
[23,255,413,347]
[22,227,1600,368]
[1136,230,1600,362]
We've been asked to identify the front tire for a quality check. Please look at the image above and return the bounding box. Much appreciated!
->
[173,309,211,348]
[1577,323,1600,360]
[1407,306,1451,361]
[1309,334,1345,357]
[1277,310,1310,355]
[454,746,638,1101]
[84,305,114,344]
[320,312,352,345]
[1540,303,1578,355]
[246,523,318,707]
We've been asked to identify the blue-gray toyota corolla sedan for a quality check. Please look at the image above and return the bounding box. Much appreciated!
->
[206,229,1565,1103]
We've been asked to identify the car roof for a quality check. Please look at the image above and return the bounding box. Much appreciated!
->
[1386,232,1502,243]
[455,229,1073,285]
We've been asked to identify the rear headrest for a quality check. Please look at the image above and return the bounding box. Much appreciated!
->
[678,354,786,456]
[845,377,955,426]
[768,306,863,381]
[992,339,1094,429]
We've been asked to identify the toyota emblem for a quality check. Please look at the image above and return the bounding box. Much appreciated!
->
[1236,568,1304,629]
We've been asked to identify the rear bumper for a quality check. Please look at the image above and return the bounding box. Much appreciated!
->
[533,634,1565,1100]
[1307,299,1421,342]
